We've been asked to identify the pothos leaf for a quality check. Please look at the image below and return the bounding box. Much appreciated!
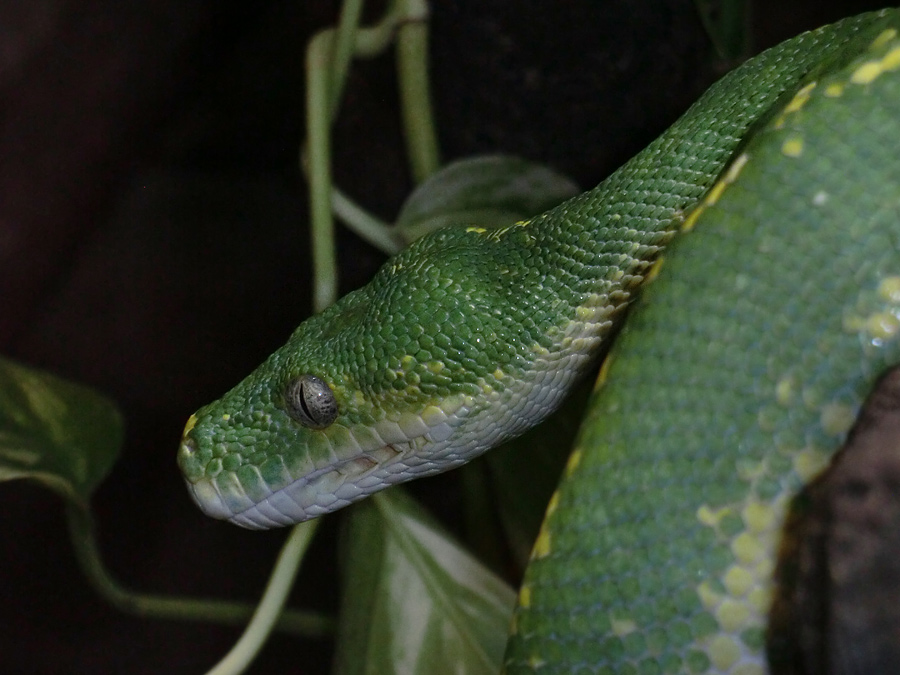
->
[334,489,516,675]
[395,154,579,243]
[0,356,123,508]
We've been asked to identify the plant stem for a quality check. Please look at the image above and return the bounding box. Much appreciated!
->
[204,521,320,675]
[65,504,331,637]
[332,186,401,254]
[306,28,338,313]
[304,0,441,309]
[304,0,401,311]
[396,0,440,183]
[328,0,366,117]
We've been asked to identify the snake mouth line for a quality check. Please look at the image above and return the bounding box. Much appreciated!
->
[187,433,447,529]
[234,440,418,528]
[180,394,472,528]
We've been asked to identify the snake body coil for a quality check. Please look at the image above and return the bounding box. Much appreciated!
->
[179,9,900,672]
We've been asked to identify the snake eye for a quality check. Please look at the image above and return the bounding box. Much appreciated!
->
[284,374,338,429]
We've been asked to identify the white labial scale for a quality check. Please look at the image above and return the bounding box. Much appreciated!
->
[259,491,309,524]
[373,419,409,445]
[426,421,454,442]
[188,479,232,521]
[216,470,258,514]
[397,411,430,437]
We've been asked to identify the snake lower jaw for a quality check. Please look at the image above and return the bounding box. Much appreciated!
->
[184,438,441,529]
[177,394,475,528]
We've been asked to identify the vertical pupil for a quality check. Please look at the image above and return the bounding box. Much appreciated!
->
[299,382,315,420]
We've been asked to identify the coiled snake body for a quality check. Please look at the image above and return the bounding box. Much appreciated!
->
[178,9,900,672]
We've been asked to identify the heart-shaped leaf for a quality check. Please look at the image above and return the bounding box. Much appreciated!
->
[0,356,123,508]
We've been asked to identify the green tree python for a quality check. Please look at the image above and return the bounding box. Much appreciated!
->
[177,9,900,673]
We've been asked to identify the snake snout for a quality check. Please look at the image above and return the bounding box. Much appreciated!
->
[175,424,203,480]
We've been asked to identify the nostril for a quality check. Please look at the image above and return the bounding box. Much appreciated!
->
[179,414,199,455]
[177,434,205,480]
[180,436,197,455]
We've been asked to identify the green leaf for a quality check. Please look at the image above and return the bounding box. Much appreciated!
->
[395,154,579,242]
[0,356,124,507]
[334,489,516,675]
[693,0,750,62]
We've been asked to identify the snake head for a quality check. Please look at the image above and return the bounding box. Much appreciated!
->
[177,227,588,529]
[176,286,475,529]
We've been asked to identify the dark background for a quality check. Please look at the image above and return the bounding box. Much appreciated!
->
[0,1,886,673]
